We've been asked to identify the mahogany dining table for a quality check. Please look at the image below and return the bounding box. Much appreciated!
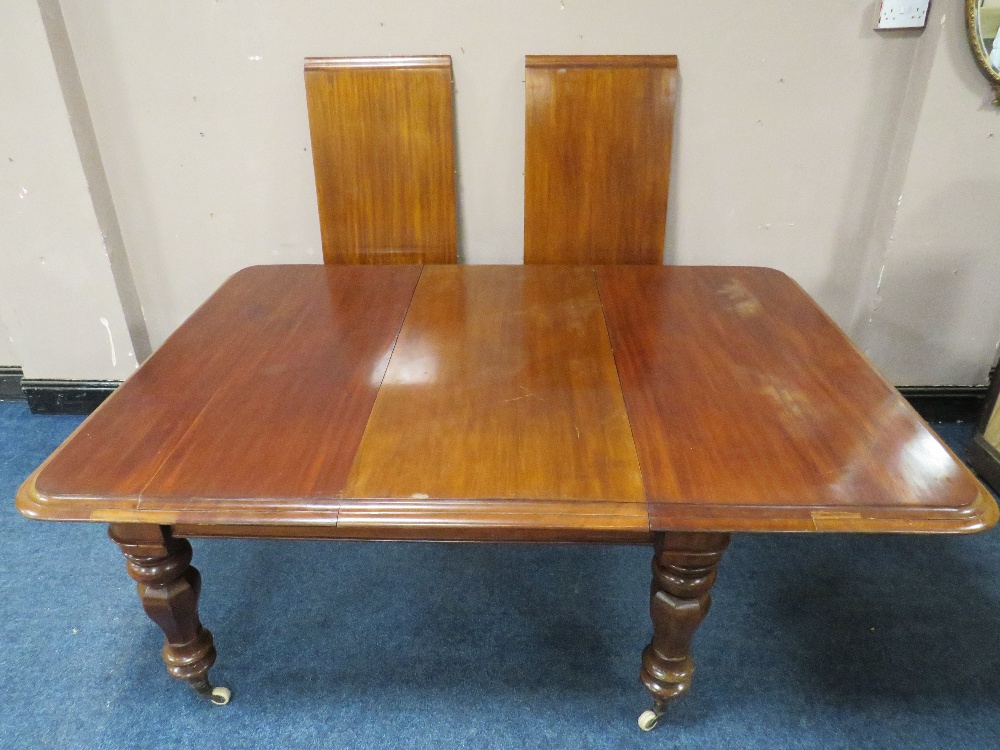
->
[16,264,997,730]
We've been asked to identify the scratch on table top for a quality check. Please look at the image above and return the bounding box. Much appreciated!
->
[503,386,543,403]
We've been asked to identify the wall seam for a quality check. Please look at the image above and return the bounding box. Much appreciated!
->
[36,0,152,363]
[849,6,947,351]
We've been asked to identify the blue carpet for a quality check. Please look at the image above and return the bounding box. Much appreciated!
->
[2,400,998,749]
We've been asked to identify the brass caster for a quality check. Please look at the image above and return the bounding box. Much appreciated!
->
[189,677,232,706]
[638,708,662,731]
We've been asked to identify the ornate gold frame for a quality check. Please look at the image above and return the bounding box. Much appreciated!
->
[968,369,1000,493]
[966,0,1000,105]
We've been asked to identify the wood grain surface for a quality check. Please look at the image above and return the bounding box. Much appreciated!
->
[17,264,997,538]
[597,265,997,532]
[21,265,421,523]
[523,55,677,265]
[305,56,457,265]
[341,265,647,535]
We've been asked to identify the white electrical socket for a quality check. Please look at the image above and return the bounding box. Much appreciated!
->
[876,0,930,29]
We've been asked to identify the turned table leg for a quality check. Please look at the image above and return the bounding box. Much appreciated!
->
[638,531,730,730]
[109,523,231,705]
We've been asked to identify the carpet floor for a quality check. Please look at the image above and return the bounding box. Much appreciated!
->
[1,399,999,749]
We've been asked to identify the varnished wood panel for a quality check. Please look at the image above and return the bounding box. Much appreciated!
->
[18,264,996,540]
[20,265,421,523]
[174,512,654,544]
[305,56,457,265]
[343,266,646,527]
[334,499,651,541]
[596,265,997,533]
[27,266,310,502]
[523,55,677,265]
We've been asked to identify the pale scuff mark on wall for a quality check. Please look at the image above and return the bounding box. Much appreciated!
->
[99,316,116,367]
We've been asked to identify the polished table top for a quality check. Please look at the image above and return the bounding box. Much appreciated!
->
[18,264,997,540]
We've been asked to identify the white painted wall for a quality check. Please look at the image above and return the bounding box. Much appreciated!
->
[0,1,136,381]
[856,5,1000,385]
[1,0,997,385]
[61,0,925,345]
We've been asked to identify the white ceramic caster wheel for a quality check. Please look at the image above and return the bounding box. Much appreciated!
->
[638,709,661,731]
[209,686,232,706]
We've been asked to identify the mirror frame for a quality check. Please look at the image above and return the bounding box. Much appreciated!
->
[966,0,1000,105]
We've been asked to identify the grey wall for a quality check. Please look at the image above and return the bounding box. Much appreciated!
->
[0,0,136,380]
[2,0,998,385]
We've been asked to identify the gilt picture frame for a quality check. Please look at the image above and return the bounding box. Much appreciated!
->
[967,367,1000,492]
[966,0,1000,105]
